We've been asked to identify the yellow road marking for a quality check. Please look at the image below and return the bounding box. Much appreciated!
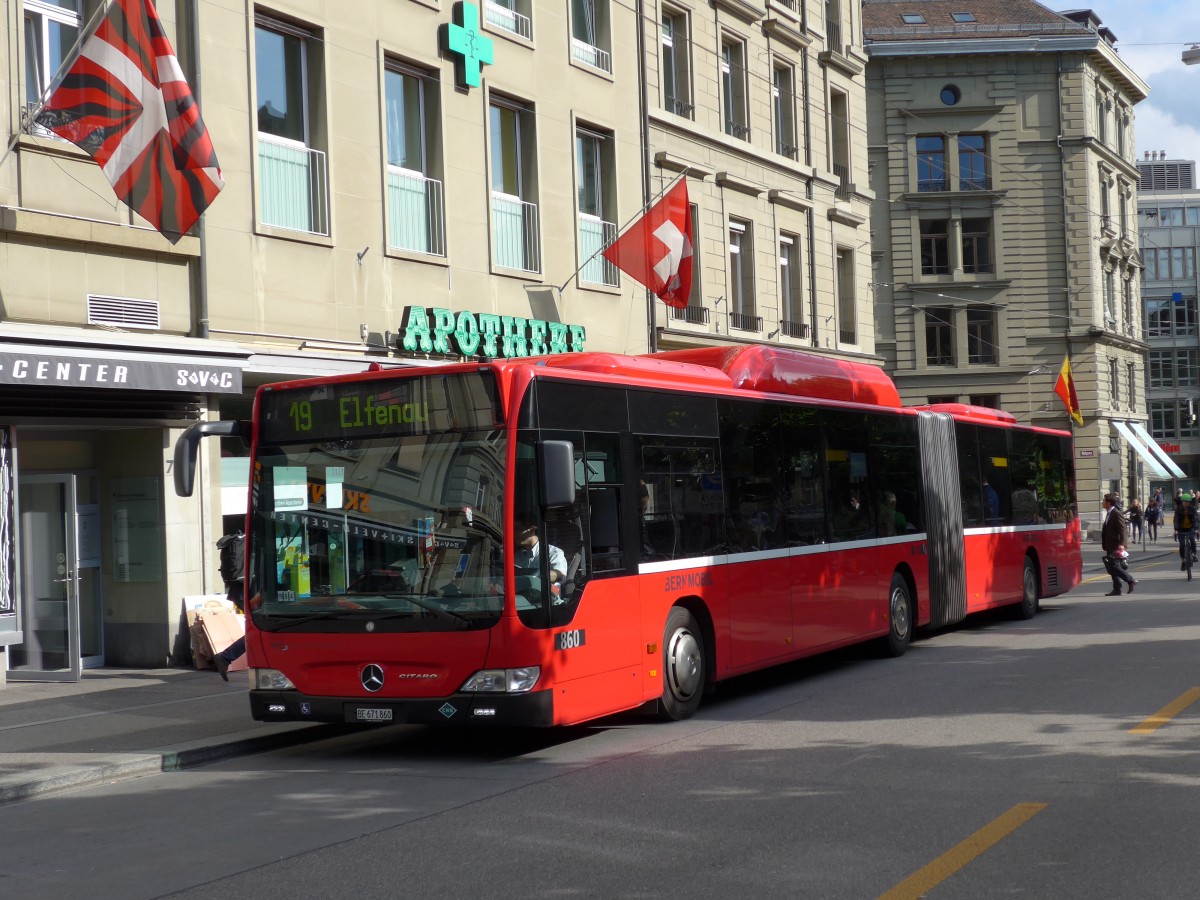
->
[1129,687,1200,734]
[878,803,1047,900]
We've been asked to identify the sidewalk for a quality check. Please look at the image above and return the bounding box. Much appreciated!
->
[0,667,341,806]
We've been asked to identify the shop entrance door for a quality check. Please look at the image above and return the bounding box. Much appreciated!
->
[8,474,97,681]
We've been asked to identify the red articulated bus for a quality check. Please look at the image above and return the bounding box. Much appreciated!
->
[174,346,1081,726]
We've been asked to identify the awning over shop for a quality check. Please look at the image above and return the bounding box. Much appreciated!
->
[1129,421,1187,478]
[1111,421,1170,479]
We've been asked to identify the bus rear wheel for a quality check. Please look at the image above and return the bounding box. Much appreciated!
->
[883,573,913,658]
[659,607,705,721]
[1016,556,1039,619]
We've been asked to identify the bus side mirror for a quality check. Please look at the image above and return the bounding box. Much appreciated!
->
[174,420,250,497]
[540,440,576,509]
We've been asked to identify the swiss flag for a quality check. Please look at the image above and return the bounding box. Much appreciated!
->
[35,0,223,243]
[602,180,693,308]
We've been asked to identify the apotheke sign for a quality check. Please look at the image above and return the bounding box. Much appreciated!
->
[0,350,243,393]
[399,306,586,359]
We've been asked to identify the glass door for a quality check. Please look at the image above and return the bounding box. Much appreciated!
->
[8,474,83,681]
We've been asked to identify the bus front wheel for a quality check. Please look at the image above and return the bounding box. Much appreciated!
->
[660,607,705,721]
[883,573,913,658]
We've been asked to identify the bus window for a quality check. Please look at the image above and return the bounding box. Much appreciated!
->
[978,426,1011,525]
[581,432,625,575]
[780,406,825,545]
[956,423,984,527]
[719,400,786,551]
[870,438,923,536]
[637,439,722,560]
[826,410,873,542]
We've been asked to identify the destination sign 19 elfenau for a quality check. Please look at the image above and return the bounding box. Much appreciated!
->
[399,306,586,358]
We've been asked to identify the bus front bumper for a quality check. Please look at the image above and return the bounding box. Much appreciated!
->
[249,688,555,727]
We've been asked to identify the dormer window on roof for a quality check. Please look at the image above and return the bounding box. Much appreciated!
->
[951,12,976,23]
[901,14,926,25]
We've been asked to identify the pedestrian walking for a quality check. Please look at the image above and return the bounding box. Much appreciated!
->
[1146,498,1161,543]
[1101,493,1137,595]
[1128,499,1143,544]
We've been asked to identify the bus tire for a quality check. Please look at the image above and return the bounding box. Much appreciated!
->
[883,573,913,658]
[1016,556,1039,619]
[659,607,705,721]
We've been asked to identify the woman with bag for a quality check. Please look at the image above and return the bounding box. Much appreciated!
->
[1102,493,1137,596]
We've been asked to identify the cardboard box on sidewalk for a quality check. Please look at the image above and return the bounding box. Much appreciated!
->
[186,599,247,672]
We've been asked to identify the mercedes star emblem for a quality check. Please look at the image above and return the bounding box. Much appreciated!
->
[361,664,385,693]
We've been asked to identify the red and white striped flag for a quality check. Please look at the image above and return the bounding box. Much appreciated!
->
[35,0,223,243]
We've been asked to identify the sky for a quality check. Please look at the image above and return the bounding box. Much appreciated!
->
[1093,0,1200,161]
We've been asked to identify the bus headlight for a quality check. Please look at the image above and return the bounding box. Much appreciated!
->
[251,668,296,691]
[460,667,541,693]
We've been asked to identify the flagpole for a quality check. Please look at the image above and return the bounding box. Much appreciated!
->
[554,170,688,295]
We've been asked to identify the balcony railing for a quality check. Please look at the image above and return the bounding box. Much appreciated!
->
[725,120,751,140]
[731,312,763,332]
[492,193,541,273]
[578,214,618,285]
[665,95,695,117]
[833,162,851,197]
[571,38,612,73]
[485,0,532,39]
[917,178,948,193]
[826,20,842,53]
[670,305,709,325]
[839,327,857,344]
[781,319,809,339]
[386,168,446,256]
[777,141,800,161]
[258,133,329,235]
[959,175,992,191]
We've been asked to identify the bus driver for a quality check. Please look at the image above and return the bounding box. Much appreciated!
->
[514,520,568,596]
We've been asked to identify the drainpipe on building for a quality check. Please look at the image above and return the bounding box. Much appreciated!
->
[189,0,210,340]
[802,50,818,348]
[636,0,656,353]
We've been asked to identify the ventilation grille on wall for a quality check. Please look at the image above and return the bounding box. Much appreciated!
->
[87,295,161,330]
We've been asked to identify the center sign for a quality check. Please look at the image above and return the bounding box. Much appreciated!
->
[399,306,586,358]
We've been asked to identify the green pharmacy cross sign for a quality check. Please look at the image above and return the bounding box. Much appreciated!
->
[442,2,494,89]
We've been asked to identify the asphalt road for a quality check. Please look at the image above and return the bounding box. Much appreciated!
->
[4,554,1199,900]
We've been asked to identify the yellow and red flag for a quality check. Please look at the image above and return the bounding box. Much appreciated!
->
[1053,355,1084,425]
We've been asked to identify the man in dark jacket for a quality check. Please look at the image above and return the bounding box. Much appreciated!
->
[1101,493,1136,595]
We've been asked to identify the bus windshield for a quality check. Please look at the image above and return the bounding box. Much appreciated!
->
[248,371,507,632]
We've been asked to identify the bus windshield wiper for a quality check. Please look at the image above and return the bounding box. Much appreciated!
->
[379,593,473,628]
[261,609,364,631]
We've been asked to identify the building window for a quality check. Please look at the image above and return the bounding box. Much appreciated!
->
[385,62,444,256]
[255,17,329,235]
[1099,176,1112,231]
[825,0,842,51]
[916,135,947,192]
[23,0,83,126]
[1148,350,1173,388]
[961,218,993,274]
[1161,207,1184,226]
[928,395,958,404]
[901,14,925,24]
[966,307,996,365]
[1150,401,1177,439]
[728,220,758,330]
[968,394,999,408]
[940,84,961,106]
[779,234,806,337]
[920,219,949,274]
[773,64,798,160]
[721,37,749,140]
[951,12,975,22]
[836,247,856,344]
[958,134,988,190]
[830,89,850,195]
[1096,90,1108,144]
[1110,358,1119,404]
[490,96,540,272]
[669,202,705,322]
[1122,278,1134,334]
[576,128,618,286]
[1127,362,1137,411]
[485,0,532,41]
[1179,349,1199,387]
[661,10,693,117]
[925,306,954,366]
[1104,270,1116,326]
[571,0,611,73]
